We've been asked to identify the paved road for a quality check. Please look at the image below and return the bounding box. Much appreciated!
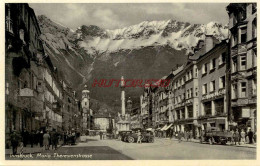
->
[6,136,256,160]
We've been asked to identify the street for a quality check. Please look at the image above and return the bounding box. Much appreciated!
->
[6,136,256,160]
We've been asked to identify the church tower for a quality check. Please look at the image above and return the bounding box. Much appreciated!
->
[81,85,90,131]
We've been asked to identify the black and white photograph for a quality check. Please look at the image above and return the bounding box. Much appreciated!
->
[2,1,257,162]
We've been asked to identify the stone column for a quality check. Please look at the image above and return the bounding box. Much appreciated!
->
[211,100,215,116]
[121,76,125,115]
[238,28,241,44]
[185,106,188,119]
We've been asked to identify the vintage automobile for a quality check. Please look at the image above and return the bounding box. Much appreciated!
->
[200,127,233,145]
[117,130,132,141]
[126,130,154,143]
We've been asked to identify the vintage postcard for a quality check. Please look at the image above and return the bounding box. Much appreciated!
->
[0,0,258,165]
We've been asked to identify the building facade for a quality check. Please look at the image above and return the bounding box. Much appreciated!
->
[5,4,47,137]
[93,115,111,131]
[5,4,82,148]
[226,3,257,132]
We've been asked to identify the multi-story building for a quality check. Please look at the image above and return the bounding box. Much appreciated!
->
[152,35,229,139]
[61,81,81,131]
[226,3,257,132]
[130,107,141,129]
[196,37,229,132]
[151,77,169,129]
[140,87,150,128]
[5,4,82,145]
[5,4,47,138]
[43,60,63,132]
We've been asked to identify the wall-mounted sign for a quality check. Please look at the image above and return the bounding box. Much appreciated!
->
[242,108,250,118]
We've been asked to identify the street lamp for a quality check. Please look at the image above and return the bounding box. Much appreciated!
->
[6,82,11,133]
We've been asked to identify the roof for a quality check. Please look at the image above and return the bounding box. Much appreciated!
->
[172,65,184,76]
[189,46,206,61]
[196,40,228,63]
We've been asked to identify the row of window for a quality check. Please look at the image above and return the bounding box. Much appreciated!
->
[231,20,257,47]
[202,53,226,75]
[202,76,225,95]
[232,80,257,99]
[232,51,257,73]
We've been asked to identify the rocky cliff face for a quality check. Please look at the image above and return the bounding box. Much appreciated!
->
[37,15,228,113]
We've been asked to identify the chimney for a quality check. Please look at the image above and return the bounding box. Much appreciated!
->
[205,35,214,52]
[198,40,204,49]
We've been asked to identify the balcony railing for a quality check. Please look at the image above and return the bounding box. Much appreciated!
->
[238,43,247,53]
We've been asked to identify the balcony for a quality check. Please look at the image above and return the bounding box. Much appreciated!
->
[52,102,62,114]
[238,43,247,53]
[5,16,14,34]
[231,43,247,57]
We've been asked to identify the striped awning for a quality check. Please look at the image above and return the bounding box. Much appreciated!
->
[164,124,173,131]
[160,124,168,131]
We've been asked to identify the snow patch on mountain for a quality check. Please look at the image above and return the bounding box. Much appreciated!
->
[77,20,228,55]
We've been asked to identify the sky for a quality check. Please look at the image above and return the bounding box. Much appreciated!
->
[29,3,229,30]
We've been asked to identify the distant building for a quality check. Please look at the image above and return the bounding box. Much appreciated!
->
[130,107,141,129]
[93,115,111,131]
[81,85,90,131]
[140,87,149,128]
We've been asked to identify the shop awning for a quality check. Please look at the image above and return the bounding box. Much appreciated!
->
[160,124,168,131]
[163,124,173,131]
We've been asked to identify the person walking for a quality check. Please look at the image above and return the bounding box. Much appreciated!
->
[51,129,58,150]
[248,129,254,144]
[35,130,40,146]
[178,131,182,143]
[234,129,240,145]
[39,130,44,147]
[21,129,29,147]
[29,130,35,148]
[240,129,246,144]
[99,131,103,140]
[169,128,173,140]
[184,131,187,142]
[63,131,67,145]
[10,130,21,155]
[137,130,142,144]
[230,129,235,145]
[43,131,50,150]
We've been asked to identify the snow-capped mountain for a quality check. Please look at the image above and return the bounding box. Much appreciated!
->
[37,15,228,112]
[76,19,228,55]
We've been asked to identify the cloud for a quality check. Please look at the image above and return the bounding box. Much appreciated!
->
[29,3,229,30]
[92,8,127,29]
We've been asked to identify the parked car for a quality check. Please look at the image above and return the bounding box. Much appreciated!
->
[126,131,154,143]
[200,127,233,145]
[117,130,132,141]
